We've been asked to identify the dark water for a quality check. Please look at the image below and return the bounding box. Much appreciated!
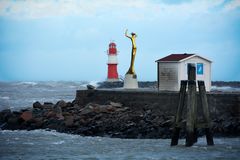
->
[0,81,239,159]
[0,81,91,110]
[0,130,239,160]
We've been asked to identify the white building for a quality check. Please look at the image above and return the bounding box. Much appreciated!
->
[156,53,212,91]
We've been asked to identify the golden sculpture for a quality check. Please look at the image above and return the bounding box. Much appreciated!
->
[125,29,137,75]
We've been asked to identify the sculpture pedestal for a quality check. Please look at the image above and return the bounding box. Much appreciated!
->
[124,74,138,89]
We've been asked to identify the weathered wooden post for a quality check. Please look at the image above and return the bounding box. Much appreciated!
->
[186,64,197,146]
[171,80,187,146]
[186,80,196,146]
[188,63,196,81]
[198,80,214,145]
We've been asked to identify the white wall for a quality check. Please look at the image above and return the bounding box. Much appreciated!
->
[158,62,179,91]
[178,56,211,91]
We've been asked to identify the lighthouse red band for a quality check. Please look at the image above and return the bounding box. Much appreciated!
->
[107,42,119,81]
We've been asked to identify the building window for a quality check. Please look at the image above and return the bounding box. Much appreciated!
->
[197,63,203,75]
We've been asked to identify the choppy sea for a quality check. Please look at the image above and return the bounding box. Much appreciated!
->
[0,81,239,160]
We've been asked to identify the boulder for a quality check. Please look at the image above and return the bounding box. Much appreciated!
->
[160,119,173,127]
[0,109,12,122]
[33,101,43,109]
[56,100,67,109]
[62,112,72,117]
[46,111,56,118]
[73,104,80,109]
[81,103,119,113]
[56,113,64,120]
[109,102,122,108]
[66,102,73,107]
[33,117,44,127]
[43,102,54,109]
[32,108,45,118]
[44,118,64,131]
[105,105,116,112]
[116,107,129,112]
[44,102,54,105]
[21,111,33,121]
[64,116,74,127]
[45,102,64,120]
[87,84,95,90]
[80,103,95,115]
[86,103,125,113]
[73,115,81,121]
[2,112,21,130]
[53,104,62,114]
[7,116,19,125]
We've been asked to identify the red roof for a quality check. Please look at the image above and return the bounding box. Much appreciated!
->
[156,54,194,62]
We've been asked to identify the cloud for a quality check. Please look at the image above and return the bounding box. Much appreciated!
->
[0,0,237,20]
[0,0,151,19]
[224,0,240,11]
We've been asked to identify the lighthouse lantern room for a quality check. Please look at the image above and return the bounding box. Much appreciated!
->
[107,42,119,81]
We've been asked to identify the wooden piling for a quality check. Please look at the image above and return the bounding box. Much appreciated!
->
[186,80,196,147]
[171,80,187,146]
[198,81,214,146]
[188,64,196,81]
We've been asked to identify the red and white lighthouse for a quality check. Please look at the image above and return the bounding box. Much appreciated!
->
[107,42,119,81]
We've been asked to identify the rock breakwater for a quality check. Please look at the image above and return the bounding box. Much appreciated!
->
[0,99,239,138]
